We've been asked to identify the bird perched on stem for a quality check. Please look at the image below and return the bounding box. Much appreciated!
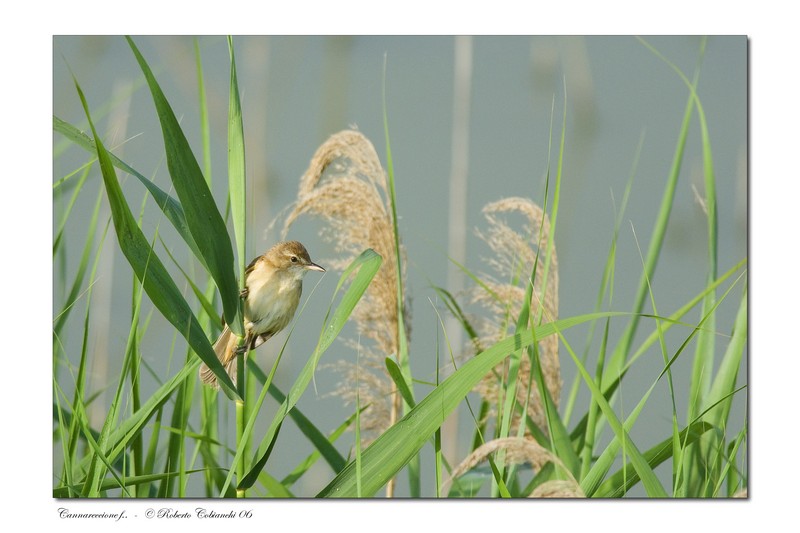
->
[199,241,325,389]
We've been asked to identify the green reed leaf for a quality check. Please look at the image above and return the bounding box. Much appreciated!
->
[126,36,243,337]
[72,72,239,400]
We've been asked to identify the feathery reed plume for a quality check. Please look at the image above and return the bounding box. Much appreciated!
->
[282,129,410,443]
[448,437,582,497]
[325,347,394,442]
[470,197,560,432]
[528,479,585,498]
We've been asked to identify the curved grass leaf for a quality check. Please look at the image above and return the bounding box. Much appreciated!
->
[318,312,622,498]
[73,74,239,400]
[258,470,295,498]
[385,357,416,409]
[430,286,483,352]
[126,36,243,337]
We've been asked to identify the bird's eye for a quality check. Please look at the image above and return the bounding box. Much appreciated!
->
[290,256,298,263]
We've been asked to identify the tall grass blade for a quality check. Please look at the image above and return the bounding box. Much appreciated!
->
[193,38,213,183]
[227,36,247,279]
[355,350,363,498]
[566,131,642,428]
[638,36,729,496]
[718,423,747,497]
[53,383,74,495]
[128,197,151,495]
[529,340,580,476]
[604,54,700,385]
[382,56,416,496]
[72,75,239,400]
[125,36,244,338]
[578,317,611,480]
[89,230,152,496]
[225,35,250,495]
[159,344,199,496]
[192,48,218,493]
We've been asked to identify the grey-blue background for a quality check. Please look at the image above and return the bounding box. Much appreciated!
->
[53,35,746,497]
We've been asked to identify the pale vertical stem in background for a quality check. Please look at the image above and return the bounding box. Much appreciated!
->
[89,81,130,427]
[444,35,472,465]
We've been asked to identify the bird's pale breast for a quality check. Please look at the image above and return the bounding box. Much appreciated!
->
[243,261,303,336]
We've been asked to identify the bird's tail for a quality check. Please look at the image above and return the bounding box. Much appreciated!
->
[199,325,239,389]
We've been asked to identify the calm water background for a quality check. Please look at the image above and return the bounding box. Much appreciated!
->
[52,35,747,497]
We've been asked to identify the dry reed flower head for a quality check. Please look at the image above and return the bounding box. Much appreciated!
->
[528,479,585,498]
[325,350,394,443]
[471,197,560,433]
[448,437,583,497]
[282,130,409,440]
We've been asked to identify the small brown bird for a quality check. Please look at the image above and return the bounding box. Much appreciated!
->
[199,241,325,389]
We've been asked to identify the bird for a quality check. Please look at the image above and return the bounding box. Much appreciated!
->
[199,240,325,389]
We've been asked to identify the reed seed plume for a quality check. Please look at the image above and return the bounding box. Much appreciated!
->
[325,347,394,444]
[448,437,582,497]
[282,130,410,439]
[470,197,560,432]
[528,479,585,498]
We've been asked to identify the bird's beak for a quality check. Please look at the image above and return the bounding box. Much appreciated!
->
[306,262,325,273]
